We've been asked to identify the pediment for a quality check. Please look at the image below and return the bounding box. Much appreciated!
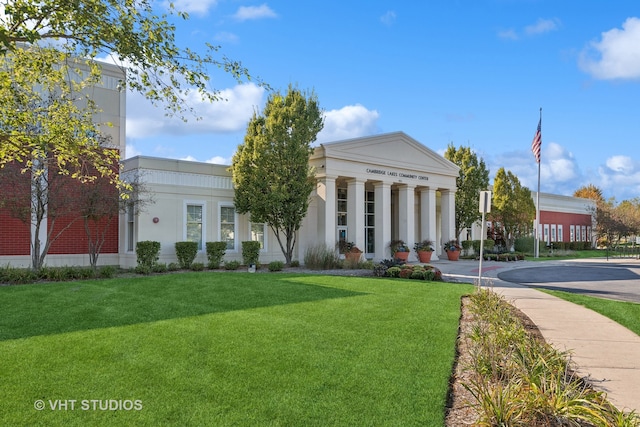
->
[313,132,459,177]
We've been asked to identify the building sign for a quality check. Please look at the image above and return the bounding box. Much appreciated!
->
[365,168,429,181]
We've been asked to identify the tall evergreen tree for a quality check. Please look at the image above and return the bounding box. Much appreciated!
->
[444,144,490,239]
[231,86,324,264]
[491,168,535,250]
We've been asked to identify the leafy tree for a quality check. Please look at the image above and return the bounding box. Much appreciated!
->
[231,86,324,264]
[0,156,84,270]
[574,184,604,204]
[490,168,535,250]
[78,169,154,268]
[444,144,490,239]
[1,0,260,184]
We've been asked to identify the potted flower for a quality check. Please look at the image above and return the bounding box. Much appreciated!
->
[338,240,362,262]
[443,239,461,261]
[389,239,410,262]
[413,239,434,263]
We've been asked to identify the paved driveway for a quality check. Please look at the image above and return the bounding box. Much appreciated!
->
[497,260,640,303]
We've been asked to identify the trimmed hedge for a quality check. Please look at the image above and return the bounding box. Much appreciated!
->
[175,241,199,269]
[136,241,160,268]
[206,242,227,269]
[242,241,261,267]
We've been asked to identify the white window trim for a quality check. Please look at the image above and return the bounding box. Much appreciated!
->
[218,202,238,252]
[184,200,206,252]
[249,221,268,252]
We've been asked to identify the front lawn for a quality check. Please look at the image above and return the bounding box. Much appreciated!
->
[0,273,472,426]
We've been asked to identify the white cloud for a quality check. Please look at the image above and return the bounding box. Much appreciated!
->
[498,18,560,40]
[524,18,560,36]
[380,11,397,26]
[579,17,640,80]
[606,155,634,173]
[206,155,231,165]
[233,4,277,22]
[490,142,581,196]
[316,104,380,144]
[161,0,218,16]
[126,83,265,139]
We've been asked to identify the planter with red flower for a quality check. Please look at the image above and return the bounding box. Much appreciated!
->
[389,239,410,263]
[413,239,434,263]
[444,239,462,261]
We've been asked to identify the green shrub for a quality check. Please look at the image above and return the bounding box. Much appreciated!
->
[152,263,168,273]
[98,265,116,279]
[205,242,227,269]
[290,260,300,268]
[191,262,205,271]
[175,241,199,269]
[242,241,261,267]
[167,262,181,271]
[134,265,151,275]
[224,260,240,270]
[136,241,160,268]
[268,261,285,272]
[387,266,401,278]
[515,236,534,253]
[303,244,341,270]
[473,239,496,254]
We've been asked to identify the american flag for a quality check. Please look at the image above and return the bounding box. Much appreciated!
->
[531,118,541,163]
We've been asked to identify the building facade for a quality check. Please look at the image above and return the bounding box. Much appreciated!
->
[0,60,126,268]
[120,132,460,267]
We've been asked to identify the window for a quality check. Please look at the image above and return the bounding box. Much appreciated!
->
[581,225,587,242]
[543,224,549,244]
[365,190,375,254]
[587,226,592,243]
[250,222,266,249]
[186,204,204,250]
[337,187,347,226]
[220,205,236,250]
[551,224,556,242]
[570,225,575,242]
[126,202,135,252]
[557,225,563,242]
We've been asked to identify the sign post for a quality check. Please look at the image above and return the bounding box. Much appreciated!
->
[478,191,491,290]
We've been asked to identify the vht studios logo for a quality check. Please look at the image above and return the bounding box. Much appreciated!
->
[34,399,143,411]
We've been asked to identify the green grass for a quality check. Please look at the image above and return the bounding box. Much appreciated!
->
[525,249,613,261]
[539,288,640,337]
[0,273,473,426]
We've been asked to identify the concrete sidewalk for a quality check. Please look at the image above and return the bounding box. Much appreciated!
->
[431,258,640,413]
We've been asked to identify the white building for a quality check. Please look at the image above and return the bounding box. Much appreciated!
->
[120,132,460,267]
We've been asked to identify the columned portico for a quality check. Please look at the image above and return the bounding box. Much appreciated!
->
[346,179,365,251]
[398,184,415,256]
[373,182,391,260]
[441,189,456,245]
[308,132,459,263]
[317,175,337,250]
[420,187,439,260]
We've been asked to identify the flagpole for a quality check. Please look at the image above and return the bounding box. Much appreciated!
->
[535,108,542,258]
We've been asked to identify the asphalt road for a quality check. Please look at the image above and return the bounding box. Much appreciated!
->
[497,261,640,303]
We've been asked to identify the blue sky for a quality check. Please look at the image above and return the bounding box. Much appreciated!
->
[123,0,640,202]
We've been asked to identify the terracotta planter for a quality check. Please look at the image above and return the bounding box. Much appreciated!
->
[344,251,362,263]
[446,249,460,261]
[394,251,410,262]
[417,250,433,263]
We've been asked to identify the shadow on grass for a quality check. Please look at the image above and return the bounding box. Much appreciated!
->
[0,272,366,341]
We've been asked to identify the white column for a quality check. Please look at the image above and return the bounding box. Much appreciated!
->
[317,176,336,250]
[347,179,365,251]
[374,182,391,260]
[441,189,456,245]
[420,187,438,261]
[398,184,415,260]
